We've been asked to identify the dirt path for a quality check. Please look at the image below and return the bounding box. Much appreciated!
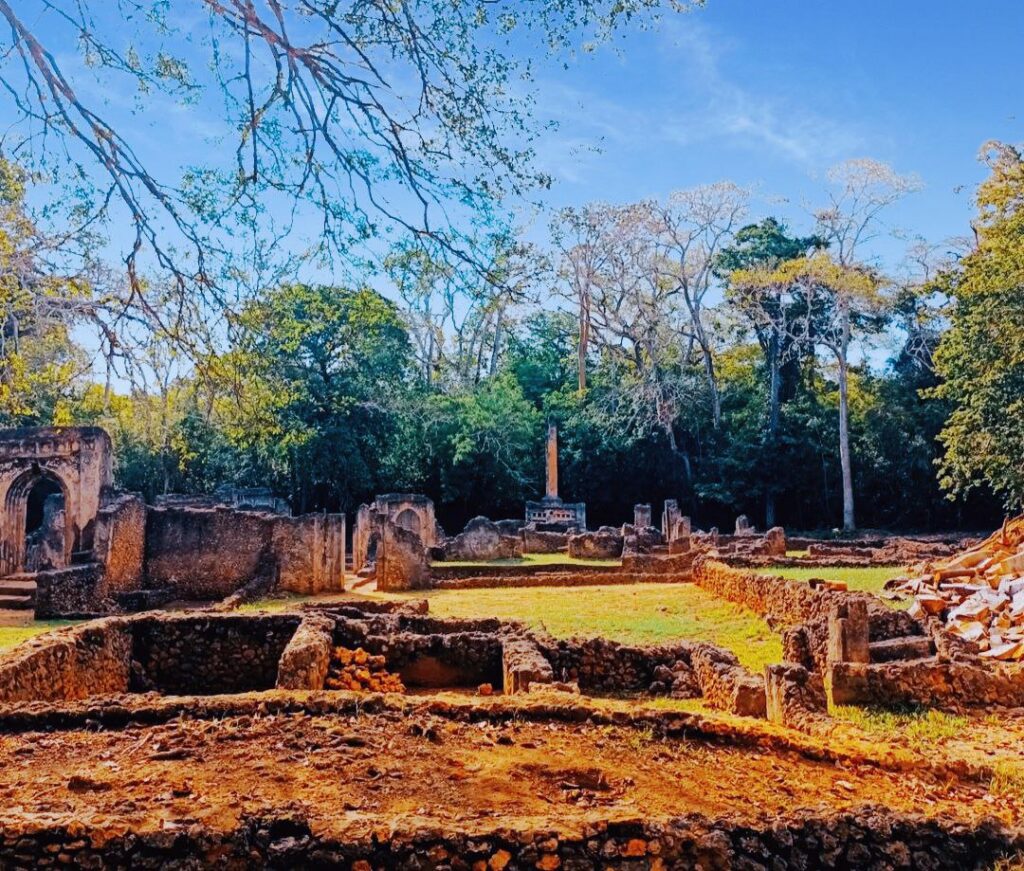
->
[0,708,1016,841]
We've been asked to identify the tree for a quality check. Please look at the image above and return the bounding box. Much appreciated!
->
[731,253,886,530]
[212,283,414,511]
[718,218,824,525]
[651,183,749,428]
[933,142,1024,510]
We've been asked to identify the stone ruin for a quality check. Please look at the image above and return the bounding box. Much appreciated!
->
[0,426,345,618]
[352,493,439,576]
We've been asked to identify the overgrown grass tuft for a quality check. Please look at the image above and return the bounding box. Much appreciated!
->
[990,761,1024,802]
[832,703,968,746]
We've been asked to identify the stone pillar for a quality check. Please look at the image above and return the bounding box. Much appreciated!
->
[826,600,870,665]
[662,499,679,540]
[634,504,652,529]
[545,423,558,500]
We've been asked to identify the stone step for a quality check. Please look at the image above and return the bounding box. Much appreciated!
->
[0,578,37,596]
[0,594,34,610]
[869,635,934,663]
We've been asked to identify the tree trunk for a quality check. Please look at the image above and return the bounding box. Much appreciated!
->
[703,346,721,429]
[765,332,781,528]
[837,351,855,531]
[578,291,589,392]
[488,309,503,376]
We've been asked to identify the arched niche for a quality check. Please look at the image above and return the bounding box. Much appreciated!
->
[2,465,74,574]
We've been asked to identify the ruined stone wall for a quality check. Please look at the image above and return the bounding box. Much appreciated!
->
[33,563,107,618]
[538,636,765,716]
[434,570,691,590]
[828,658,1024,711]
[92,490,146,593]
[131,613,301,695]
[522,526,568,554]
[376,520,431,591]
[0,618,131,703]
[430,563,622,581]
[276,613,334,690]
[441,516,521,561]
[145,506,344,600]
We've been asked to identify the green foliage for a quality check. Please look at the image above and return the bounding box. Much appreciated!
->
[934,143,1024,511]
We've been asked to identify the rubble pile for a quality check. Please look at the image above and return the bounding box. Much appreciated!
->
[325,646,405,693]
[895,517,1024,660]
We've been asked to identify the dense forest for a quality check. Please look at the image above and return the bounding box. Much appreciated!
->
[0,2,1019,533]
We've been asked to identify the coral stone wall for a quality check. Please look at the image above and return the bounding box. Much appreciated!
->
[0,809,1019,868]
[828,658,1024,711]
[694,558,920,673]
[131,614,301,695]
[0,618,132,704]
[92,491,146,592]
[144,507,344,600]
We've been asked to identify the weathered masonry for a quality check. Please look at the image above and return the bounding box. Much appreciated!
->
[0,426,345,616]
[0,427,112,576]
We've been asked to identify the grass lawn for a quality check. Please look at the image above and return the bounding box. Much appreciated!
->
[0,620,78,652]
[757,565,903,595]
[368,583,782,673]
[433,553,621,568]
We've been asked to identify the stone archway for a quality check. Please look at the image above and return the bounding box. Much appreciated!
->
[2,465,73,574]
[394,507,422,538]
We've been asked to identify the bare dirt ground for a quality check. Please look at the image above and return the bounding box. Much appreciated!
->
[0,697,1018,844]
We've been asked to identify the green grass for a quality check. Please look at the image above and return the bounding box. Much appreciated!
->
[990,761,1024,802]
[0,620,78,652]
[433,552,621,568]
[831,704,968,748]
[757,565,902,595]
[370,583,781,673]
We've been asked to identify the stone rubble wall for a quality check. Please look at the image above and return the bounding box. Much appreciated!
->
[131,613,301,695]
[567,527,623,559]
[144,506,344,601]
[33,563,109,618]
[376,519,432,591]
[827,658,1024,712]
[0,808,1019,869]
[429,563,622,580]
[538,635,766,716]
[0,618,132,703]
[441,516,522,562]
[275,613,334,691]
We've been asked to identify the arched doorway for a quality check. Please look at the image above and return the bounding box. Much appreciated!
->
[3,466,72,574]
[394,507,422,538]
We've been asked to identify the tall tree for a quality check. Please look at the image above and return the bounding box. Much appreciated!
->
[933,142,1024,510]
[731,253,886,530]
[718,218,823,525]
[651,183,748,428]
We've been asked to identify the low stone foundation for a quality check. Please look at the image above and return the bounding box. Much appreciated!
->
[827,658,1024,711]
[0,808,1019,869]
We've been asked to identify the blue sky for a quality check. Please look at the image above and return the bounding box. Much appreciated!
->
[525,0,1022,266]
[19,0,1022,275]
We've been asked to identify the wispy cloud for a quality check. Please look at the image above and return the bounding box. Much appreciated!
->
[655,19,865,166]
[532,17,867,184]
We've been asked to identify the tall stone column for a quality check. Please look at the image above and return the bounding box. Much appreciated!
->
[545,424,558,500]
